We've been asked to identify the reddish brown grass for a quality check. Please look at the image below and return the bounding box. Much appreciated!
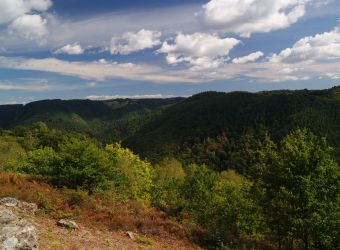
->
[0,172,195,245]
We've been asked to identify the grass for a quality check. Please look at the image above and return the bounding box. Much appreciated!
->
[0,172,192,240]
[135,235,153,245]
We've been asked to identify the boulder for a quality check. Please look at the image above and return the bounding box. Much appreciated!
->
[0,198,38,214]
[0,208,38,250]
[0,198,20,208]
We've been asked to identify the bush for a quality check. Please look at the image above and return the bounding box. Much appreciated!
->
[106,143,154,202]
[152,158,185,212]
[17,137,116,193]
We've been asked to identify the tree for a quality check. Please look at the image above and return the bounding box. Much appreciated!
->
[106,143,154,202]
[181,164,218,223]
[259,129,339,249]
[152,158,185,212]
[19,137,116,193]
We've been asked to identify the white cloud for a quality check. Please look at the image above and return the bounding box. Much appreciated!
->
[325,73,340,79]
[0,79,97,92]
[0,56,200,84]
[0,0,52,46]
[1,54,340,85]
[85,94,181,100]
[0,0,52,24]
[55,43,84,55]
[270,27,340,63]
[232,51,264,64]
[110,29,161,55]
[0,4,201,52]
[24,0,53,11]
[199,0,329,37]
[205,60,340,83]
[8,14,48,40]
[158,32,240,69]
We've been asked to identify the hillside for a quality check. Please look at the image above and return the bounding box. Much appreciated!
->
[0,173,198,250]
[124,87,340,163]
[0,98,183,143]
[1,87,340,165]
[0,102,338,250]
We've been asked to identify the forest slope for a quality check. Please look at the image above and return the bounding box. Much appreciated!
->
[124,87,340,163]
[1,87,340,163]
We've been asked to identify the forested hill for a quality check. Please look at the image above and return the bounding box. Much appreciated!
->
[1,87,340,165]
[0,98,184,142]
[123,86,340,164]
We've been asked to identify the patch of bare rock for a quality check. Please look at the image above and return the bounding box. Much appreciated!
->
[0,198,38,250]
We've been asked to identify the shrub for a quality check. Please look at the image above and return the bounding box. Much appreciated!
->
[106,143,154,202]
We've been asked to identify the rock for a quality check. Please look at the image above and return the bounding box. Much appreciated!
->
[0,198,38,214]
[0,198,20,208]
[0,208,38,250]
[126,231,136,240]
[57,219,79,230]
[0,209,17,225]
[19,202,38,214]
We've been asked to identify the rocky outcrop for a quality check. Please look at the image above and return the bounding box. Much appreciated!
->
[0,198,38,250]
[0,198,38,214]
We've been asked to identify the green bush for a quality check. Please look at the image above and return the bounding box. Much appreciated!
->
[106,143,154,202]
[152,158,185,211]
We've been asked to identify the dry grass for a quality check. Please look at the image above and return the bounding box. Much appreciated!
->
[0,172,198,250]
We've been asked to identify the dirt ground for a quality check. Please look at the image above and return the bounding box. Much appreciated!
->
[26,213,198,250]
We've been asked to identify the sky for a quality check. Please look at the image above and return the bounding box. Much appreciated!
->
[0,0,340,104]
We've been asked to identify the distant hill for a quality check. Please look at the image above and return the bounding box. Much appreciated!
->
[1,87,340,165]
[123,87,340,163]
[0,98,184,143]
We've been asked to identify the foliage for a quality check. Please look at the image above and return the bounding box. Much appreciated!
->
[255,129,340,249]
[0,117,339,249]
[125,88,340,164]
[6,124,153,201]
[0,136,23,171]
[106,143,154,202]
[18,137,115,193]
[152,158,185,211]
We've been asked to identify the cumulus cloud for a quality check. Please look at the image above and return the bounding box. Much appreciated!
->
[8,14,48,40]
[158,32,240,69]
[270,27,340,63]
[232,51,264,64]
[110,29,162,55]
[0,0,52,45]
[55,43,84,55]
[199,0,328,37]
[0,0,52,24]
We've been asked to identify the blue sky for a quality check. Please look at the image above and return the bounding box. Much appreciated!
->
[0,0,340,104]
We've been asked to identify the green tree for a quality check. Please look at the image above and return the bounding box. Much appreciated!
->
[152,158,185,212]
[260,129,339,249]
[106,143,154,202]
[181,164,218,223]
[19,137,115,193]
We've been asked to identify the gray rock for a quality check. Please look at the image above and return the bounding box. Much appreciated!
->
[0,198,20,208]
[0,210,17,224]
[0,208,38,250]
[57,219,79,230]
[0,198,38,215]
[126,231,136,240]
[18,203,38,215]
